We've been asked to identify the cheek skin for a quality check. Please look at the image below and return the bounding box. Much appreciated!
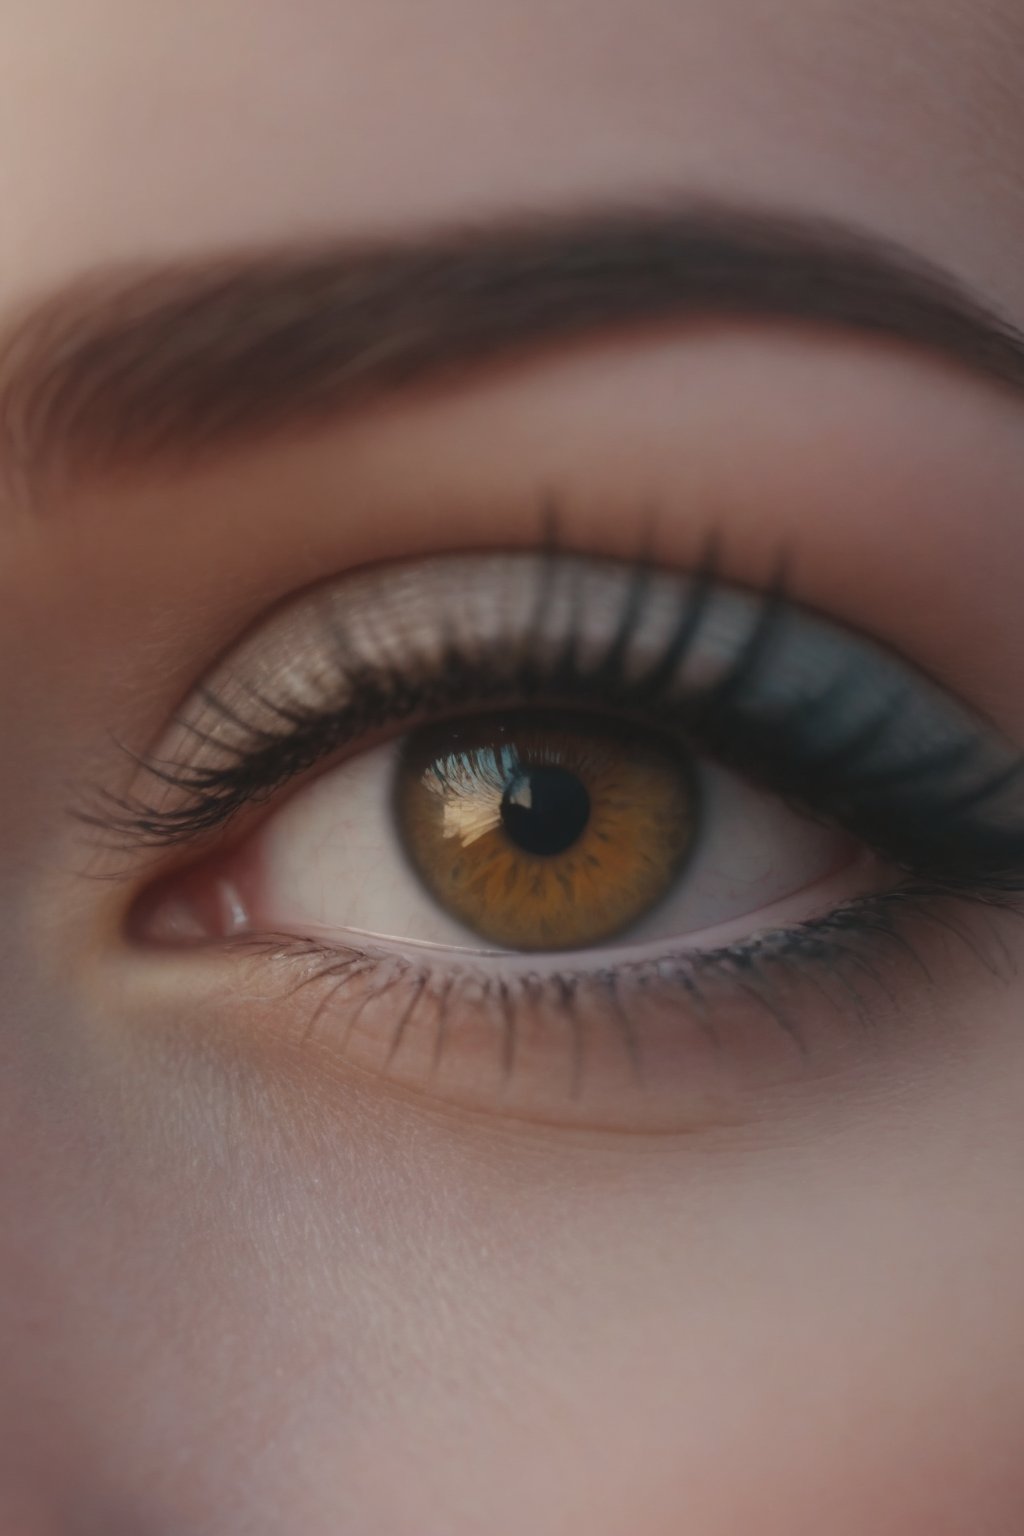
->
[2,929,1023,1533]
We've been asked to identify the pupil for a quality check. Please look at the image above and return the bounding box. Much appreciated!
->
[500,764,591,857]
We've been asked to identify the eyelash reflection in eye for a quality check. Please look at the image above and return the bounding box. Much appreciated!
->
[87,539,1024,1110]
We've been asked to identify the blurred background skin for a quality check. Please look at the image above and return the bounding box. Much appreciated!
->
[1,2,1024,1532]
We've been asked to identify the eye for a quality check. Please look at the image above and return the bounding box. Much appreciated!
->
[108,546,1024,1127]
[178,708,857,955]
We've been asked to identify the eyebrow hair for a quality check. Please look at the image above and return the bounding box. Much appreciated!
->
[3,201,1024,509]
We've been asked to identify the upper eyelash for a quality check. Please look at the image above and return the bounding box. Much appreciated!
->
[81,540,1024,900]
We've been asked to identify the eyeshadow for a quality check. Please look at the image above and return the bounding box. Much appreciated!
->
[82,548,1024,903]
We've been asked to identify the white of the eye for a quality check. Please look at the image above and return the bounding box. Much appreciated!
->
[247,738,856,952]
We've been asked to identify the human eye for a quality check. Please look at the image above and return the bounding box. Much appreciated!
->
[93,541,1024,1132]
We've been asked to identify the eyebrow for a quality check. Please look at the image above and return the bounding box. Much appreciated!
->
[3,202,1024,509]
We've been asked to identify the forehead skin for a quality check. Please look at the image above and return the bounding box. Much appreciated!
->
[3,4,1024,1536]
[1,0,1023,310]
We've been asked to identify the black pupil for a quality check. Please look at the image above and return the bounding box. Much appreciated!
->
[500,764,591,856]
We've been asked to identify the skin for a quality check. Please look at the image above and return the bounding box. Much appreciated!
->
[2,2,1024,1532]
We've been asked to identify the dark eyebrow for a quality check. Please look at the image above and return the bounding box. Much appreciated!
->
[3,201,1024,509]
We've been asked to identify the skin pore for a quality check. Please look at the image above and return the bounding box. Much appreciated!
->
[2,2,1024,1532]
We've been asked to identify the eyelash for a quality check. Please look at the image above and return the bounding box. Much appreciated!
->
[226,884,1016,1102]
[82,535,1024,1089]
[90,539,1024,898]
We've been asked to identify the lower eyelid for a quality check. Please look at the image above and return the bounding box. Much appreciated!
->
[202,887,1009,1135]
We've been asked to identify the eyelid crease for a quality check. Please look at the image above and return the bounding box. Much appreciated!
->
[79,545,1024,907]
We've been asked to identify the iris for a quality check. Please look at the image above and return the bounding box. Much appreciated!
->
[395,711,699,950]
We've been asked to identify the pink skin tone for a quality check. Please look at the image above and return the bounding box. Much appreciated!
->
[2,3,1024,1532]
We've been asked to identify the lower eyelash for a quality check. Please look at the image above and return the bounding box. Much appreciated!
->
[237,885,1022,1098]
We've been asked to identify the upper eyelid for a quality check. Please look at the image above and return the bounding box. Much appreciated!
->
[79,547,1024,888]
[158,540,1014,750]
[152,545,993,750]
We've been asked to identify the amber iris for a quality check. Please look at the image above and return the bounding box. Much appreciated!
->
[395,711,699,950]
